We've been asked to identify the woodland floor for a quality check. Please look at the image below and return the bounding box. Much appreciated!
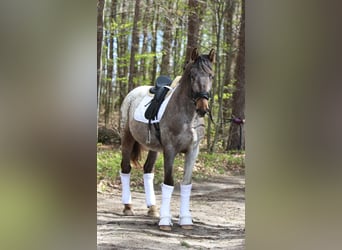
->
[97,174,245,249]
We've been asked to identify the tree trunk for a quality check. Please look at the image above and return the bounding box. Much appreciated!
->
[104,0,115,128]
[128,0,141,91]
[97,0,105,139]
[160,0,174,76]
[117,0,128,105]
[210,0,225,153]
[150,1,160,84]
[206,19,216,151]
[172,26,184,77]
[222,0,236,149]
[97,0,105,100]
[185,0,204,61]
[140,0,151,84]
[227,0,245,151]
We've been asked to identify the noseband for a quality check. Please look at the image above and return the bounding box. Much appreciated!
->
[192,91,210,103]
[192,90,215,122]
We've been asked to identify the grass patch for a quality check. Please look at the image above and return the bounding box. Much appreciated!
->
[97,150,122,182]
[195,151,245,178]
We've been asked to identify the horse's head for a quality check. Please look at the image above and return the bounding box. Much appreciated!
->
[188,48,216,117]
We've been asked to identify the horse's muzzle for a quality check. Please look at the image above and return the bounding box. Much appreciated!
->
[196,108,208,117]
[195,98,209,117]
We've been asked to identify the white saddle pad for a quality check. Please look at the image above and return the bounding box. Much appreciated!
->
[134,86,176,124]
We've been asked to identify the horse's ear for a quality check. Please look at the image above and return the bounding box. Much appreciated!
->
[191,48,199,61]
[208,49,216,63]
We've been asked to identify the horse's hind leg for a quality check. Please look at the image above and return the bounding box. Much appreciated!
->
[120,129,136,216]
[179,144,199,229]
[143,151,159,217]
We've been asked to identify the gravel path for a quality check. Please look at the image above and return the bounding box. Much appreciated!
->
[97,175,245,249]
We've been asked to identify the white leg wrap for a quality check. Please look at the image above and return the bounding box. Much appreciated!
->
[143,173,156,207]
[120,172,132,204]
[159,183,174,226]
[179,184,193,225]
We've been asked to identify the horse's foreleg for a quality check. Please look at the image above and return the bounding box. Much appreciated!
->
[159,148,176,230]
[143,151,159,217]
[179,144,199,229]
[182,144,199,185]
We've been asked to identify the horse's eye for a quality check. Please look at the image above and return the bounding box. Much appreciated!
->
[210,75,214,80]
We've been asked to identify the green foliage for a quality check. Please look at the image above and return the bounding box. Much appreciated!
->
[223,92,233,100]
[116,76,128,83]
[97,150,122,182]
[135,52,158,60]
[98,0,245,154]
[196,151,245,177]
[113,22,133,33]
[111,20,118,30]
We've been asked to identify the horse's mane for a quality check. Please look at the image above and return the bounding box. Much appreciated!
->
[196,55,213,74]
[183,54,213,76]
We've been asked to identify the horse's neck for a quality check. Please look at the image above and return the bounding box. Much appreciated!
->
[172,77,196,122]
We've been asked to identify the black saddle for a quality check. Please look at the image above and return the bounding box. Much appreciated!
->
[149,75,172,94]
[145,76,173,121]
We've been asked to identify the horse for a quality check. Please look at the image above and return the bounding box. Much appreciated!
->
[119,48,215,231]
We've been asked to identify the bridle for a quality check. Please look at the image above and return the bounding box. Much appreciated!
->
[190,74,213,104]
[192,91,211,103]
[189,72,214,122]
[187,56,214,107]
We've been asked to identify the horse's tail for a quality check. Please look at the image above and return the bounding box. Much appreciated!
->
[131,141,142,167]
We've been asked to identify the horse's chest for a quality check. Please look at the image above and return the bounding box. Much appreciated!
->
[173,125,199,149]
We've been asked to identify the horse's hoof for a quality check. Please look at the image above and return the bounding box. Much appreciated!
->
[123,204,134,216]
[159,225,172,231]
[181,225,193,230]
[147,205,159,217]
[123,209,134,216]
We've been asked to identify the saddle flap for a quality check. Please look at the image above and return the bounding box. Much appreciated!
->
[145,86,171,120]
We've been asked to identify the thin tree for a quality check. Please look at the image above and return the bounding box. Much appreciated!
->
[97,0,105,100]
[160,0,174,76]
[140,0,152,84]
[185,0,204,61]
[117,0,129,106]
[222,0,238,149]
[104,0,116,128]
[227,0,245,151]
[150,1,160,84]
[210,0,226,152]
[97,0,105,138]
[172,0,186,78]
[128,0,141,91]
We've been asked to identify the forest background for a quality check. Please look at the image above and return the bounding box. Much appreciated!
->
[97,0,245,184]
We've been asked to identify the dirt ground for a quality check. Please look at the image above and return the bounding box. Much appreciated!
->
[97,175,245,249]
